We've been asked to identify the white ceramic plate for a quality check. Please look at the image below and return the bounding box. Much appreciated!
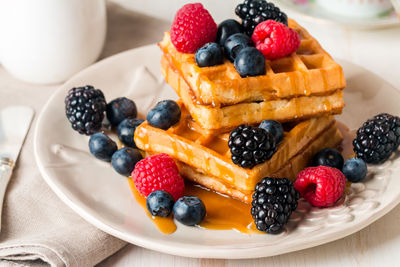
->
[276,0,399,29]
[34,44,400,259]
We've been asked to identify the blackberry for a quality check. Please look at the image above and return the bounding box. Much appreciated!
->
[353,113,400,164]
[65,85,106,135]
[235,0,288,36]
[251,177,299,234]
[228,125,276,169]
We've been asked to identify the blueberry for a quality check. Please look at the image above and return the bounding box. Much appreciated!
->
[117,118,144,148]
[146,190,175,217]
[195,43,224,67]
[111,147,143,176]
[259,120,284,144]
[106,97,137,126]
[311,148,344,170]
[147,100,181,130]
[88,132,117,162]
[173,196,206,226]
[234,47,266,77]
[224,33,253,62]
[342,158,367,183]
[216,19,243,47]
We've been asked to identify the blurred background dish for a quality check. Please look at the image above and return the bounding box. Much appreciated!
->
[316,0,393,18]
[276,0,399,29]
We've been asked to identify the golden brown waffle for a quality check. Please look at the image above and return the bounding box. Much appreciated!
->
[134,105,343,202]
[159,19,346,106]
[161,55,344,130]
[177,122,342,203]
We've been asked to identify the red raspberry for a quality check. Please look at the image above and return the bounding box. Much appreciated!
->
[294,166,346,207]
[170,3,217,53]
[251,20,300,60]
[132,153,185,201]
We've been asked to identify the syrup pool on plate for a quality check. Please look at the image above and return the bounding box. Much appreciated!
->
[128,179,258,234]
[336,121,356,160]
[128,121,355,235]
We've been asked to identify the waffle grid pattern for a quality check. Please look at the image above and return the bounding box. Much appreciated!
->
[135,107,342,201]
[177,120,342,203]
[168,110,296,159]
[161,55,344,130]
[159,19,346,106]
[134,104,337,192]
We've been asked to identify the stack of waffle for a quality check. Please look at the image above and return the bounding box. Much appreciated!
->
[135,19,345,203]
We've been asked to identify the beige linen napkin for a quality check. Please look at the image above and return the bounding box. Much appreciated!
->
[0,74,127,267]
[0,4,168,267]
[0,68,128,267]
[0,124,127,267]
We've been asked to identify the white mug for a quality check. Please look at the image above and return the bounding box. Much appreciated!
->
[0,0,106,84]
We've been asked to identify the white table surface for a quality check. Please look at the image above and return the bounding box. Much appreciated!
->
[97,1,400,266]
[3,1,399,266]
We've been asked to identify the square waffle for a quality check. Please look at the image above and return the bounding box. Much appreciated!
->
[161,55,344,130]
[159,19,346,106]
[177,120,342,203]
[134,105,343,203]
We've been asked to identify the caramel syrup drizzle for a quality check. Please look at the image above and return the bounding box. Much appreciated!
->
[128,122,354,234]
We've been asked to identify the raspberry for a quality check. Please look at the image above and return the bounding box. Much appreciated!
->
[170,3,217,53]
[251,20,300,60]
[294,166,346,208]
[132,153,185,201]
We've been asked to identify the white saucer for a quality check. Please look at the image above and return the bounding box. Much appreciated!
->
[34,44,400,259]
[276,0,399,29]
